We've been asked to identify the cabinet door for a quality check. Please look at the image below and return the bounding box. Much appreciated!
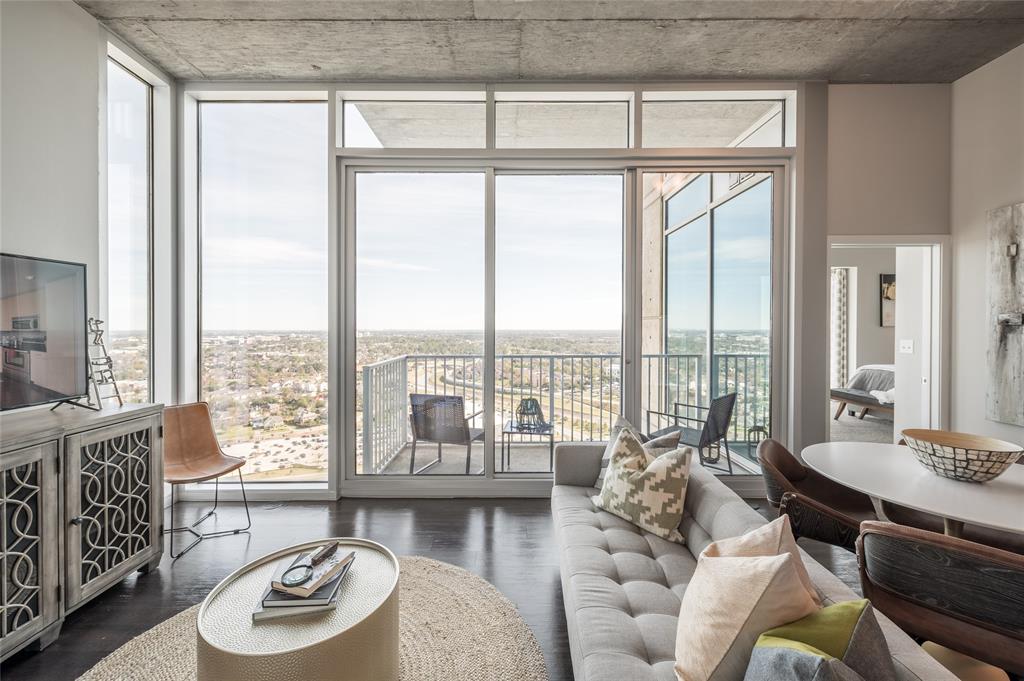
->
[0,441,60,659]
[65,415,163,609]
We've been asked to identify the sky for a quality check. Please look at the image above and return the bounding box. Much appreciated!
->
[110,101,771,334]
[107,60,151,334]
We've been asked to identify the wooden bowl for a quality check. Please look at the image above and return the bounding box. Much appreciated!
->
[901,429,1023,483]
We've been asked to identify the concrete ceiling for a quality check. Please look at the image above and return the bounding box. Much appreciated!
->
[78,1,1024,83]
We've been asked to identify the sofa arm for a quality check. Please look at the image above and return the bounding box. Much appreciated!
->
[553,442,606,487]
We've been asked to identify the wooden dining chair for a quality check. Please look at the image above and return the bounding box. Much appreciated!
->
[163,402,252,558]
[858,521,1024,678]
[757,439,877,552]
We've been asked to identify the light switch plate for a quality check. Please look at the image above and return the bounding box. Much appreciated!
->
[899,339,914,353]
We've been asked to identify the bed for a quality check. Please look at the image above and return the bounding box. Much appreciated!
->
[831,364,895,420]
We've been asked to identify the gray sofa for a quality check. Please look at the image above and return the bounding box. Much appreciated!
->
[551,442,955,681]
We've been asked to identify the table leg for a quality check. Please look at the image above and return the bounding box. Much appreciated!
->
[943,518,965,538]
[869,496,890,521]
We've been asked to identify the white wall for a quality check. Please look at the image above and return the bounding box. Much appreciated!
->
[830,247,896,369]
[951,44,1024,444]
[893,247,933,438]
[1,1,102,315]
[827,85,951,236]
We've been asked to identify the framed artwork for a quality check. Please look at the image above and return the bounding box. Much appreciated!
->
[880,274,896,327]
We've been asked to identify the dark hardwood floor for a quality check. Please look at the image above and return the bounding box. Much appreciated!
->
[1,498,858,681]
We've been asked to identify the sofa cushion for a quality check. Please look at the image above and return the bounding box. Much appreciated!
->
[673,553,820,681]
[701,515,822,606]
[593,427,693,541]
[745,600,897,681]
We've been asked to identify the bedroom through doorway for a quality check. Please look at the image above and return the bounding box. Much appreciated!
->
[827,239,946,444]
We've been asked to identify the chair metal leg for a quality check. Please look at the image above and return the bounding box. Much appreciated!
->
[466,442,472,475]
[412,440,442,474]
[165,469,252,560]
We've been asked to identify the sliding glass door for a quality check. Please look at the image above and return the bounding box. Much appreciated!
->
[354,172,485,476]
[494,174,623,473]
[348,164,777,483]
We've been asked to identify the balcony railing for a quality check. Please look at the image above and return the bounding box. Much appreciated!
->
[359,352,769,474]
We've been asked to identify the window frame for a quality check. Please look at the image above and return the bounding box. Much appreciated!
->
[178,80,803,501]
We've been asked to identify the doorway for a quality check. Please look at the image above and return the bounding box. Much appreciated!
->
[827,237,950,443]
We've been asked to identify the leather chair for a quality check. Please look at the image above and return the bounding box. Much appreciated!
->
[164,402,252,558]
[858,521,1024,678]
[757,438,876,552]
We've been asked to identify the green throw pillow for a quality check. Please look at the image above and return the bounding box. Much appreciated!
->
[744,600,897,681]
[592,427,692,541]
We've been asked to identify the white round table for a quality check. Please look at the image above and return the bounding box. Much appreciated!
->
[802,441,1024,538]
[196,537,399,681]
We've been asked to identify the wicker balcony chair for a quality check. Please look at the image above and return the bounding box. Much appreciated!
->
[409,394,484,475]
[858,521,1024,679]
[646,392,737,473]
[757,438,876,552]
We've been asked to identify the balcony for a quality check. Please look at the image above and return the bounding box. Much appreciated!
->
[359,353,769,476]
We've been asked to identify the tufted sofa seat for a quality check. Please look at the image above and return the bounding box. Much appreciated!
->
[551,442,956,681]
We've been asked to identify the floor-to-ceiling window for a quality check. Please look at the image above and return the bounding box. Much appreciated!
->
[641,171,775,471]
[185,85,792,494]
[199,102,329,483]
[106,58,152,402]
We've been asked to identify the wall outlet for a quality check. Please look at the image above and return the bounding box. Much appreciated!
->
[899,339,914,354]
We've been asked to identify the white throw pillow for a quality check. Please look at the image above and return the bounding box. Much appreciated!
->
[701,515,822,606]
[674,553,820,681]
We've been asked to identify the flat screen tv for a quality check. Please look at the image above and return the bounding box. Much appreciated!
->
[0,253,89,410]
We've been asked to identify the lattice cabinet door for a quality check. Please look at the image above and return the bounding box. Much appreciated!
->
[64,415,163,610]
[0,441,61,660]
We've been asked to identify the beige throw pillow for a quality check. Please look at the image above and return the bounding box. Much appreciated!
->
[592,427,692,541]
[674,553,820,681]
[701,515,822,606]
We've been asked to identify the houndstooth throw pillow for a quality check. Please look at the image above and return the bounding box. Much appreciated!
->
[592,426,692,542]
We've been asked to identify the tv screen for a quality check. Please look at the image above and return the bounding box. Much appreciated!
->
[1,253,89,410]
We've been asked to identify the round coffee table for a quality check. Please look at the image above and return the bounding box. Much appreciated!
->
[196,538,399,681]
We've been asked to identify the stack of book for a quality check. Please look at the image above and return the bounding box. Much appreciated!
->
[252,544,355,622]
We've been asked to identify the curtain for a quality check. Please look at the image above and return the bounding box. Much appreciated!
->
[830,267,850,388]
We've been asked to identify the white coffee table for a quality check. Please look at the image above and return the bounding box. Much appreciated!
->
[196,538,399,681]
[802,441,1024,538]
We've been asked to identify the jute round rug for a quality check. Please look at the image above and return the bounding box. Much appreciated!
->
[77,556,548,681]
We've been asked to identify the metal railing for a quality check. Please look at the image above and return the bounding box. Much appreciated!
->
[359,352,768,474]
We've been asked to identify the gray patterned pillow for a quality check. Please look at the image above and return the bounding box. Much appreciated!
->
[592,427,692,541]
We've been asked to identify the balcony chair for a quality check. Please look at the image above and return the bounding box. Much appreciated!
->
[163,402,252,559]
[858,521,1024,680]
[757,438,876,552]
[409,394,484,475]
[646,392,737,473]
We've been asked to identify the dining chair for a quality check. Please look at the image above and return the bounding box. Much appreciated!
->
[858,521,1024,679]
[163,402,252,559]
[408,394,484,474]
[757,438,877,552]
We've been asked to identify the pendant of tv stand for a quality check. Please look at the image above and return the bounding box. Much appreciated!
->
[0,403,164,661]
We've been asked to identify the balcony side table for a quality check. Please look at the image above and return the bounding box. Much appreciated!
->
[501,420,555,472]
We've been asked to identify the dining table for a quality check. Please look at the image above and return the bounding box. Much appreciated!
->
[801,441,1024,538]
